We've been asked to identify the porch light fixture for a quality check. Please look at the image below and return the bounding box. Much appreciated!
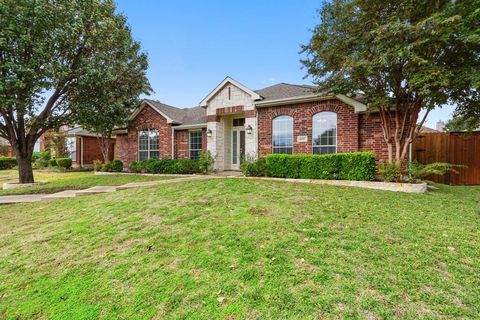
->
[206,129,213,137]
[245,125,253,135]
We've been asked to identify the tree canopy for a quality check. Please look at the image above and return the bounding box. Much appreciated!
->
[0,0,150,182]
[302,0,480,164]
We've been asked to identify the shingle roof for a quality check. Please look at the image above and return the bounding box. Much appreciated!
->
[144,99,206,125]
[142,83,364,126]
[255,83,317,101]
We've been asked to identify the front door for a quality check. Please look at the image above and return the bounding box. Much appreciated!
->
[231,128,245,170]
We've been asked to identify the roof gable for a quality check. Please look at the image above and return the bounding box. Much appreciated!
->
[129,99,206,125]
[199,76,261,107]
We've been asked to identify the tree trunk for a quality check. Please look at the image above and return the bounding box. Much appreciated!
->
[17,153,34,184]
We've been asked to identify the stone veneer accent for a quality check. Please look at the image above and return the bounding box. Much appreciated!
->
[257,99,360,157]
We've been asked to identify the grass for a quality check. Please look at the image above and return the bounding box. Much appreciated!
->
[0,170,179,195]
[0,178,479,319]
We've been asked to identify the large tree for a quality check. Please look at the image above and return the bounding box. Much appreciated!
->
[0,0,149,183]
[302,0,480,165]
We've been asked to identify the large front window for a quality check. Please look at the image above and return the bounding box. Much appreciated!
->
[313,112,337,154]
[138,128,159,160]
[189,130,202,160]
[272,115,293,154]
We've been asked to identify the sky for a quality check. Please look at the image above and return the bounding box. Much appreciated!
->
[114,0,454,129]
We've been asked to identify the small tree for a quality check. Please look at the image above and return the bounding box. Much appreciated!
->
[0,0,149,183]
[445,115,479,132]
[302,0,480,165]
[43,128,68,158]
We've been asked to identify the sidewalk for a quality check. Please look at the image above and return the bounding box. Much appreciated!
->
[0,175,216,204]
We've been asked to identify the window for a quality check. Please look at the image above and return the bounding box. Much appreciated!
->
[138,128,159,160]
[189,130,202,160]
[233,118,245,127]
[66,137,76,161]
[312,112,337,154]
[272,115,293,154]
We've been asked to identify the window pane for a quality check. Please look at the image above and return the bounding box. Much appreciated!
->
[313,112,337,154]
[232,130,238,164]
[138,129,160,160]
[272,116,293,154]
[189,130,202,160]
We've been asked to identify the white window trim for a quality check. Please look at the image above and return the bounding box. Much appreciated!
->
[188,129,202,160]
[312,112,337,154]
[138,128,160,160]
[272,115,294,154]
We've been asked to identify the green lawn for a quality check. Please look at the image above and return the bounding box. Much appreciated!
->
[0,179,479,319]
[0,170,178,195]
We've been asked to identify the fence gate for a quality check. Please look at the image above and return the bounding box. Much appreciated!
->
[412,132,480,185]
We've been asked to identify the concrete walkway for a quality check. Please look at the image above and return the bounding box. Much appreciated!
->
[0,175,216,205]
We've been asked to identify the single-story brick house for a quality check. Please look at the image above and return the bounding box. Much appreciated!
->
[114,76,392,171]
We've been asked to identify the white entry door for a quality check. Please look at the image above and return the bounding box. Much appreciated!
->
[231,128,245,170]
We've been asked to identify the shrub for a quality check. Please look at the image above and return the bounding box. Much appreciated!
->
[128,160,142,173]
[265,152,376,181]
[408,161,461,182]
[241,157,267,177]
[128,159,200,174]
[377,162,401,182]
[0,157,17,170]
[198,151,215,174]
[33,150,51,168]
[56,157,72,169]
[93,160,103,172]
[48,159,58,167]
[107,160,123,172]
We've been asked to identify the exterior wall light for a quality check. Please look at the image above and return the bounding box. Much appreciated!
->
[245,125,253,135]
[206,129,213,137]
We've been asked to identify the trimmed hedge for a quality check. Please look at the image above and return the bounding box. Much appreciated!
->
[0,157,17,170]
[265,152,376,181]
[56,158,72,169]
[129,159,200,174]
[106,160,123,172]
[48,159,58,167]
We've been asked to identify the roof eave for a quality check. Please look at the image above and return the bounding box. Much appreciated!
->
[254,94,367,113]
[172,123,207,130]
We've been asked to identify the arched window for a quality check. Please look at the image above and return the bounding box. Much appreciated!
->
[312,112,337,154]
[138,128,159,160]
[272,115,293,154]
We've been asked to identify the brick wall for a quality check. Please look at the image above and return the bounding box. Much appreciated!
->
[174,128,207,159]
[358,113,389,162]
[257,99,360,157]
[114,105,173,167]
[76,136,115,165]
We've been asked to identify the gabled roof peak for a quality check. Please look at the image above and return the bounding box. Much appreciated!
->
[199,76,261,107]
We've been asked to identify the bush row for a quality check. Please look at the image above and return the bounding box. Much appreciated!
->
[0,157,17,170]
[265,152,376,181]
[241,152,376,181]
[94,159,123,172]
[129,159,200,174]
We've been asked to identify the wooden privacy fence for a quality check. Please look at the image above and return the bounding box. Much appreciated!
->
[412,132,480,185]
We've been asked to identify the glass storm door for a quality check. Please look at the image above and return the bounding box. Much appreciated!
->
[231,128,245,170]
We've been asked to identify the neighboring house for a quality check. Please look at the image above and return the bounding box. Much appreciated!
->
[115,76,397,171]
[0,138,14,157]
[420,125,439,133]
[64,127,115,167]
